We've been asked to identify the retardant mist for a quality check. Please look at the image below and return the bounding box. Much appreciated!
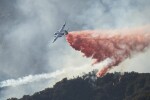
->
[66,26,150,77]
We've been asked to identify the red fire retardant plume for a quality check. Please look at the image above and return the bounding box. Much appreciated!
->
[66,26,150,77]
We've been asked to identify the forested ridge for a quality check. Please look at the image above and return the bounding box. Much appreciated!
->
[8,71,150,100]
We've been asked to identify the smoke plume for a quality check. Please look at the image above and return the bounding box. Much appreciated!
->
[0,71,65,87]
[66,26,150,77]
[0,64,95,88]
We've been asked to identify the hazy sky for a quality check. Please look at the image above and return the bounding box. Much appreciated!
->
[0,0,150,99]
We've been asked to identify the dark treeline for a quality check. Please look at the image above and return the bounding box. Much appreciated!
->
[8,71,150,100]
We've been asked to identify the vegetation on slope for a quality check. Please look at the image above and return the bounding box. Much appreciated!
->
[8,71,150,100]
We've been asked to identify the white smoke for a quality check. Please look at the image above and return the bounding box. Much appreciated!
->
[0,57,114,88]
[0,63,99,88]
[0,70,64,87]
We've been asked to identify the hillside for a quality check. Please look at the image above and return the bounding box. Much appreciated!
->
[8,71,150,100]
